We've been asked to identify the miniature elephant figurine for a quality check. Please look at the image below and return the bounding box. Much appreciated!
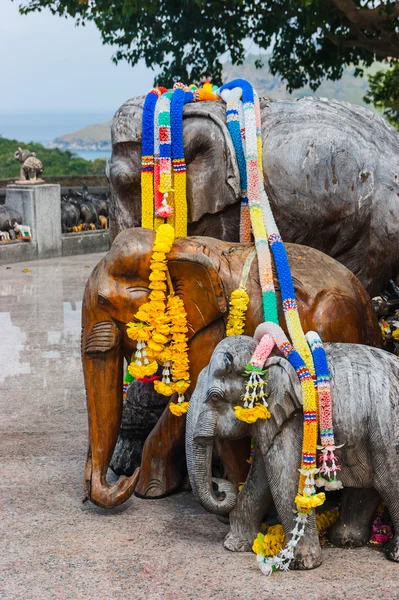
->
[186,336,399,569]
[82,227,380,509]
[0,205,22,240]
[14,147,43,182]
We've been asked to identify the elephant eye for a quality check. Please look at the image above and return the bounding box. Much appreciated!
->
[126,286,150,300]
[206,387,227,403]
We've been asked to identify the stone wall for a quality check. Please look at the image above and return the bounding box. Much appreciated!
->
[0,183,110,264]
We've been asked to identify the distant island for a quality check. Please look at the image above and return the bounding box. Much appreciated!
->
[48,120,112,152]
[48,56,384,152]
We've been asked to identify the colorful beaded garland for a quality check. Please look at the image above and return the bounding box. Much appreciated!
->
[306,331,343,491]
[141,86,167,230]
[219,78,339,575]
[141,81,218,234]
[221,85,278,325]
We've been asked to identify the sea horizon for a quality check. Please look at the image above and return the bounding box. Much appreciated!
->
[0,111,113,160]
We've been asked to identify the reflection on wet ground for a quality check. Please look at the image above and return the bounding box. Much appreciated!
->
[0,255,99,433]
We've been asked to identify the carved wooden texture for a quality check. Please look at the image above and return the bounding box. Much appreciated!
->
[82,229,381,506]
[110,96,399,295]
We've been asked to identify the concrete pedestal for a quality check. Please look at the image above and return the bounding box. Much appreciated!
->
[6,184,61,259]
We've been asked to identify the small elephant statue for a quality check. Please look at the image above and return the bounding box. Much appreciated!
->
[186,336,399,569]
[0,205,23,240]
[82,227,380,509]
[14,223,32,241]
[14,147,43,183]
[0,231,11,241]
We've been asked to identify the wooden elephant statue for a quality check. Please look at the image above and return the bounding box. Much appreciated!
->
[82,227,380,508]
[186,336,399,569]
[109,96,399,296]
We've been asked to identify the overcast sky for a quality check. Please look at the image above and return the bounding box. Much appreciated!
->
[0,1,155,112]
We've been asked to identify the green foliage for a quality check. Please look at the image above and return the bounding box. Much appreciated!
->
[18,1,399,91]
[364,62,399,129]
[0,137,107,179]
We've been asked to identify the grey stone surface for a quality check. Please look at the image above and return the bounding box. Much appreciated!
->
[1,253,399,599]
[6,184,62,259]
[62,230,110,256]
[0,239,38,265]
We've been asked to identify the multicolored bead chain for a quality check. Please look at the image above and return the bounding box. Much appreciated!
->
[141,81,218,235]
[219,79,339,575]
[141,86,167,230]
[221,85,278,325]
[306,331,343,491]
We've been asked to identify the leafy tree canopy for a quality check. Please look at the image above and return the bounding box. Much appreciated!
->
[0,137,106,179]
[364,61,399,127]
[18,0,399,90]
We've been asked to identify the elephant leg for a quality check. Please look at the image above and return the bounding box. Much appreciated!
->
[224,445,272,552]
[329,487,380,548]
[135,402,186,498]
[136,319,226,498]
[83,319,139,508]
[373,467,399,562]
[263,415,322,570]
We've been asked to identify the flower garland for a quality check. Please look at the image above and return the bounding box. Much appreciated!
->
[225,287,250,337]
[155,91,174,221]
[220,79,314,378]
[126,224,175,379]
[170,84,189,237]
[370,503,393,545]
[218,79,341,574]
[125,223,191,415]
[221,85,278,329]
[142,81,218,234]
[253,508,339,558]
[246,323,325,574]
[141,87,167,230]
[306,331,343,491]
[233,332,274,424]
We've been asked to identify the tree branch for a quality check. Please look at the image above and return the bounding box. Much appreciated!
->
[331,0,399,25]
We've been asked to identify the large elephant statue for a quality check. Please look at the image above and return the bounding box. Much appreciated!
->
[186,336,399,569]
[82,227,380,508]
[109,96,399,295]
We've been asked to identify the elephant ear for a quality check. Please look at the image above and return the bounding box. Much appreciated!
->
[167,251,227,339]
[265,356,303,430]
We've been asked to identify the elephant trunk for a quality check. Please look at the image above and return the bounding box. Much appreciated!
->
[190,439,237,516]
[186,396,237,516]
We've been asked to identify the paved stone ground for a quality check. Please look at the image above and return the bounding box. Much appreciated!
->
[1,253,399,600]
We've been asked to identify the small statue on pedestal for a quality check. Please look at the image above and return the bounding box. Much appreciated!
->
[14,148,44,184]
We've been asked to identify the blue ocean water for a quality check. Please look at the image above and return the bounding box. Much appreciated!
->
[0,111,112,160]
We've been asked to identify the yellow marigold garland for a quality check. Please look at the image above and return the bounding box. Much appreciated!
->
[165,294,191,415]
[226,287,250,337]
[126,224,175,379]
[125,223,191,415]
[252,508,339,558]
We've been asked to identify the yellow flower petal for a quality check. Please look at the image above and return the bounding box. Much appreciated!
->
[234,404,271,424]
[154,381,175,396]
[169,401,189,416]
[295,492,326,512]
[252,533,265,556]
[128,360,158,379]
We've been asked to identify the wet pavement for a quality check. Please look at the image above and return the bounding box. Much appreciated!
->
[1,253,399,600]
